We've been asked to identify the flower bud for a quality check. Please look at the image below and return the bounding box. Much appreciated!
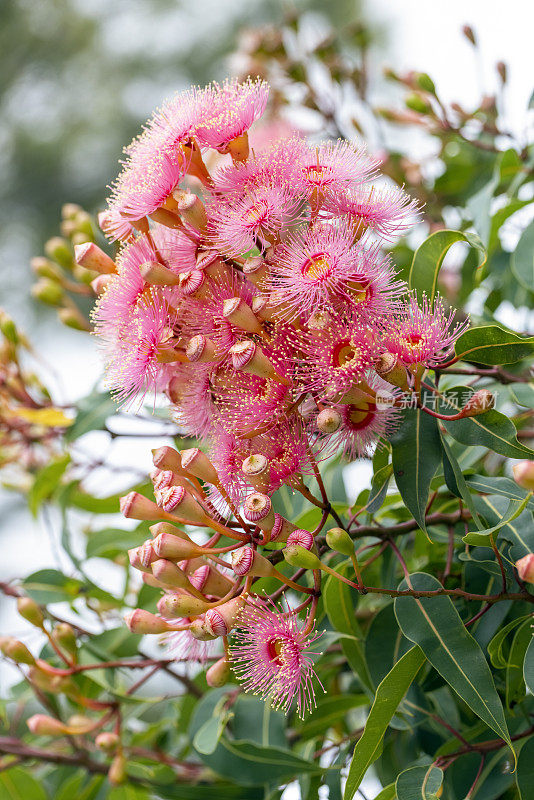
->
[206,657,231,687]
[151,559,204,596]
[243,492,275,529]
[516,554,534,584]
[287,529,314,551]
[186,334,220,363]
[416,72,436,94]
[178,269,210,300]
[51,623,78,659]
[108,752,127,786]
[283,544,322,571]
[462,24,476,45]
[157,593,210,618]
[149,521,190,539]
[31,256,63,281]
[0,637,35,665]
[196,249,230,282]
[223,297,263,335]
[157,486,209,526]
[152,532,203,561]
[513,461,534,491]
[189,617,218,641]
[269,513,298,543]
[375,353,409,390]
[74,242,116,274]
[124,609,174,635]
[27,714,68,736]
[58,307,91,331]
[66,714,97,734]
[192,564,233,596]
[405,93,433,115]
[243,256,269,287]
[90,274,113,295]
[326,527,355,556]
[173,189,207,231]
[460,389,494,418]
[152,446,183,474]
[230,340,290,386]
[204,597,245,636]
[139,260,180,286]
[242,454,271,492]
[231,546,274,578]
[44,236,73,269]
[317,408,342,434]
[17,597,44,628]
[62,202,83,220]
[128,546,150,573]
[28,665,71,694]
[180,448,218,484]
[95,731,120,752]
[120,492,168,521]
[32,279,65,306]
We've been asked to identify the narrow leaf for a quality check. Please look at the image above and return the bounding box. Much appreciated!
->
[408,229,486,302]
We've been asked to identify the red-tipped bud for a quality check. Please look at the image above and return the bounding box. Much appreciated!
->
[243,492,275,530]
[223,297,263,335]
[317,408,342,434]
[242,454,271,492]
[287,529,314,550]
[152,469,175,492]
[516,554,534,584]
[149,521,189,539]
[269,513,298,543]
[91,274,113,294]
[206,656,231,687]
[189,617,218,641]
[17,597,44,628]
[513,461,534,491]
[152,446,183,474]
[157,593,209,618]
[120,492,165,521]
[124,609,174,635]
[74,242,116,274]
[230,340,290,386]
[157,486,209,526]
[181,448,218,484]
[196,250,230,281]
[95,732,120,752]
[139,260,180,286]
[178,269,209,299]
[173,189,207,231]
[186,334,220,363]
[460,389,494,418]
[231,546,274,578]
[192,564,233,596]
[27,714,68,736]
[152,532,202,560]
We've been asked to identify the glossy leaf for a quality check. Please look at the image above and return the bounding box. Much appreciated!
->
[395,764,443,800]
[517,735,534,800]
[524,636,534,695]
[408,229,486,302]
[343,646,426,800]
[394,572,513,752]
[462,494,532,546]
[453,325,534,365]
[511,217,534,291]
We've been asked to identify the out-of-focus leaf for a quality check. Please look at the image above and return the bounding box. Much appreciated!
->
[365,603,411,688]
[390,403,442,532]
[0,767,48,800]
[28,453,70,515]
[343,646,426,800]
[367,464,393,514]
[22,568,84,604]
[372,785,396,800]
[523,635,534,695]
[64,388,117,441]
[394,572,513,752]
[395,764,443,800]
[505,618,532,708]
[408,229,486,302]
[295,694,367,740]
[488,615,532,669]
[511,218,534,291]
[85,526,148,559]
[453,325,534,365]
[7,406,73,427]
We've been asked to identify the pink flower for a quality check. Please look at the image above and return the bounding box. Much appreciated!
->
[163,612,215,666]
[169,363,218,439]
[108,149,186,224]
[230,599,323,717]
[323,183,420,240]
[214,369,291,438]
[327,389,400,459]
[194,77,269,152]
[298,140,379,207]
[384,294,469,368]
[253,420,312,493]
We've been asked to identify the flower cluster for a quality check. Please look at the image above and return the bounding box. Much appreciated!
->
[85,78,469,716]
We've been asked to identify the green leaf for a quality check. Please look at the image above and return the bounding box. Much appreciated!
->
[64,388,116,441]
[453,325,534,365]
[472,493,534,558]
[0,767,48,800]
[323,561,373,691]
[343,646,426,800]
[462,494,533,546]
[511,218,534,291]
[367,464,393,514]
[394,572,513,753]
[488,615,532,669]
[295,694,368,740]
[390,404,442,532]
[523,635,534,695]
[372,786,396,800]
[517,735,534,800]
[22,568,84,604]
[408,229,486,302]
[28,453,70,516]
[395,764,443,800]
[193,700,232,754]
[85,526,148,559]
[365,603,411,688]
[439,387,534,460]
[505,618,532,708]
[440,435,484,530]
[466,474,534,510]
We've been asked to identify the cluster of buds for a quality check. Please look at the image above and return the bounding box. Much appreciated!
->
[84,77,477,715]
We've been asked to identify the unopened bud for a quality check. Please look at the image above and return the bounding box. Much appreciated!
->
[152,531,203,561]
[230,340,290,386]
[223,297,263,334]
[242,454,271,492]
[206,657,231,687]
[157,593,210,618]
[513,461,534,491]
[44,236,73,269]
[231,546,274,578]
[191,564,233,596]
[17,597,44,628]
[0,637,35,665]
[91,274,113,294]
[243,256,269,287]
[151,559,204,596]
[74,242,116,274]
[283,544,322,571]
[416,72,436,94]
[58,307,91,331]
[108,752,127,786]
[52,623,77,659]
[204,597,245,636]
[462,25,476,46]
[317,408,342,434]
[189,617,218,641]
[460,389,494,418]
[27,714,68,736]
[124,609,174,635]
[269,513,298,543]
[243,492,275,529]
[180,448,218,484]
[326,527,355,556]
[516,554,534,584]
[120,492,167,521]
[496,61,507,84]
[96,731,120,752]
[32,279,65,305]
[375,353,409,389]
[62,203,83,220]
[186,334,220,363]
[157,486,208,526]
[30,256,63,281]
[173,189,207,231]
[139,260,180,286]
[152,446,183,474]
[405,93,432,115]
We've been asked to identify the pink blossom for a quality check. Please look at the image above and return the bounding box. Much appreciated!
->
[323,183,420,240]
[298,140,379,206]
[194,77,269,151]
[230,599,323,717]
